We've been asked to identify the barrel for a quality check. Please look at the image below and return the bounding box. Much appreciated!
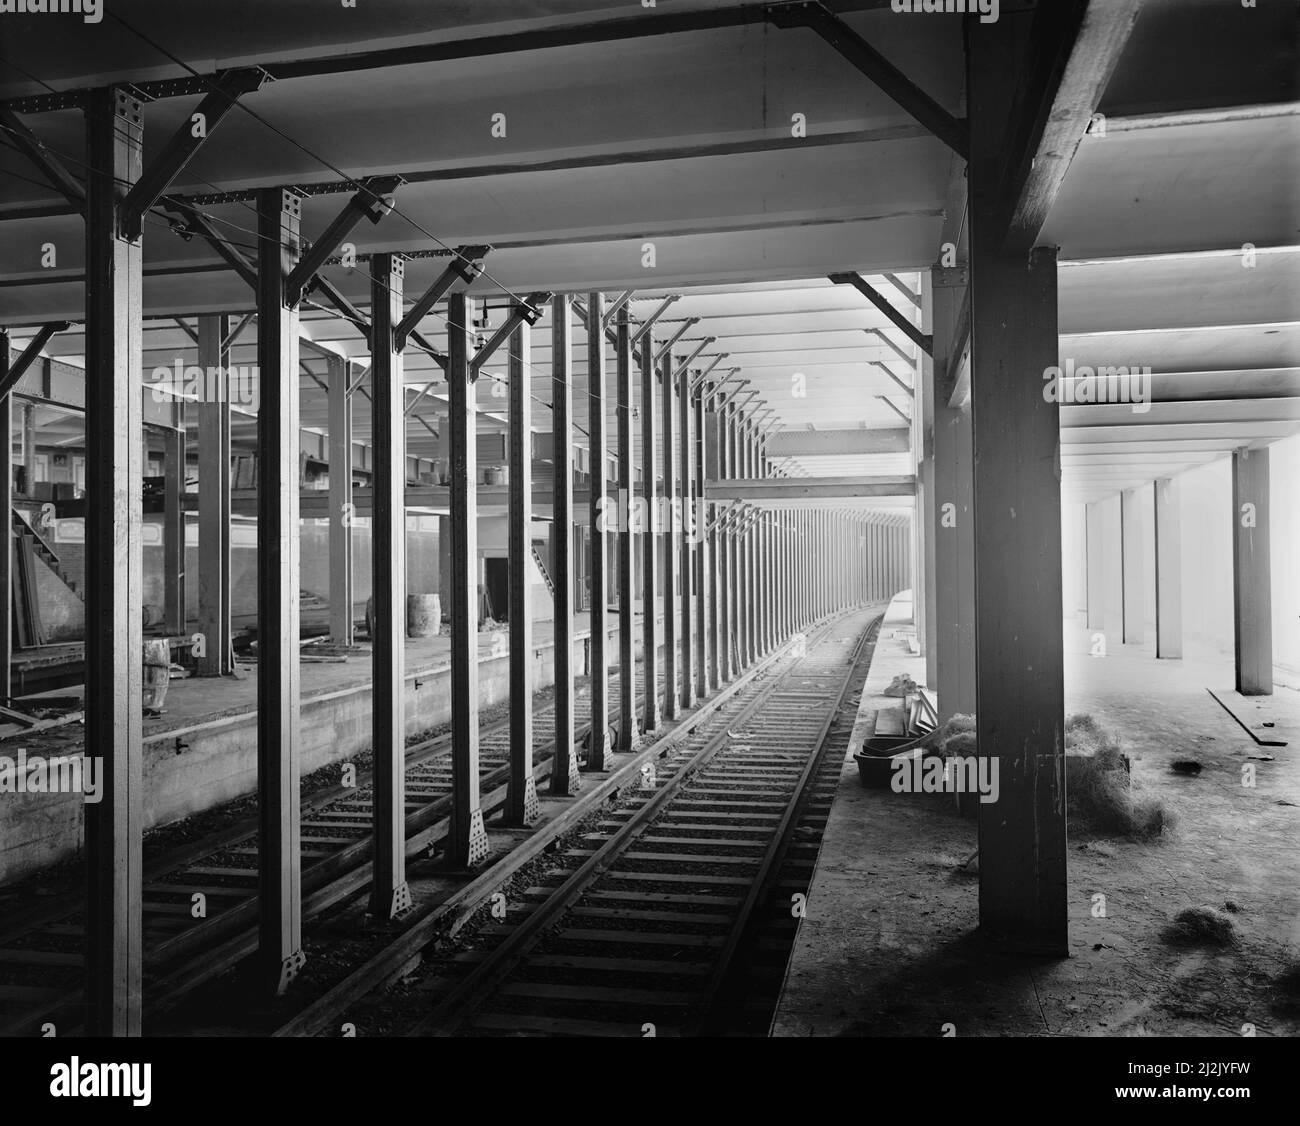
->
[407,594,441,638]
[142,639,170,711]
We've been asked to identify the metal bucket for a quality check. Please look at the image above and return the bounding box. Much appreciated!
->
[407,594,441,638]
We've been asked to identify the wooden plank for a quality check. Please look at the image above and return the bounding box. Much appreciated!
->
[1001,0,1144,254]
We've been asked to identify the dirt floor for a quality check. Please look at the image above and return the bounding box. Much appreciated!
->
[773,625,1300,1037]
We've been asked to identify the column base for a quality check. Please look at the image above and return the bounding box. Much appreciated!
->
[272,949,308,995]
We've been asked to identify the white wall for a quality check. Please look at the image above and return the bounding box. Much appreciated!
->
[1061,433,1300,686]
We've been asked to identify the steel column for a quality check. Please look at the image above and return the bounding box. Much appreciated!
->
[448,292,489,866]
[640,330,661,729]
[162,426,186,636]
[369,253,411,916]
[506,320,540,823]
[616,308,638,750]
[84,88,145,1036]
[1120,487,1144,645]
[661,351,679,719]
[0,342,9,701]
[678,363,694,709]
[586,292,611,766]
[971,17,1068,952]
[328,354,354,646]
[255,187,306,993]
[693,386,711,696]
[197,314,231,676]
[550,296,580,796]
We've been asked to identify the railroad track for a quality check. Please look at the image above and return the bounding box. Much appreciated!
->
[0,668,629,1037]
[327,609,879,1038]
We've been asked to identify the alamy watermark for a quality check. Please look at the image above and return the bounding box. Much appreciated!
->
[0,0,102,23]
[1043,359,1152,414]
[596,489,710,544]
[147,359,259,409]
[890,0,998,24]
[0,749,103,803]
[892,753,1000,804]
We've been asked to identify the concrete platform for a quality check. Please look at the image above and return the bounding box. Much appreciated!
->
[0,605,670,885]
[772,594,1300,1037]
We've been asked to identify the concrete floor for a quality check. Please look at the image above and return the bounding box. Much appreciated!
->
[772,597,1300,1037]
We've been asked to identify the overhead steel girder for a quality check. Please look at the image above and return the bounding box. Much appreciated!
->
[830,272,933,356]
[654,318,699,364]
[0,321,71,398]
[394,247,489,350]
[0,107,86,211]
[688,353,727,391]
[669,338,715,383]
[122,67,272,239]
[630,296,679,345]
[765,2,968,159]
[285,176,404,303]
[469,292,552,378]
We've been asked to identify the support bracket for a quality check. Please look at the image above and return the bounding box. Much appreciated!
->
[122,67,271,239]
[765,2,968,160]
[830,272,932,356]
[286,176,403,303]
[0,322,71,398]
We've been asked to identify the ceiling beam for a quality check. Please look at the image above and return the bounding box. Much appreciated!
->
[998,0,1145,255]
[706,474,915,500]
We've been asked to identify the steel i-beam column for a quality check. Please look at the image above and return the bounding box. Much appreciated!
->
[1154,477,1183,660]
[507,320,541,823]
[369,253,411,916]
[678,363,694,709]
[550,296,580,795]
[448,291,490,866]
[969,20,1067,952]
[254,187,306,993]
[587,292,611,765]
[616,308,639,750]
[327,353,354,646]
[716,404,731,682]
[197,314,231,676]
[0,341,9,702]
[1085,502,1104,631]
[661,352,679,718]
[694,386,711,696]
[1232,447,1273,695]
[640,331,661,729]
[162,426,186,636]
[85,87,146,1036]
